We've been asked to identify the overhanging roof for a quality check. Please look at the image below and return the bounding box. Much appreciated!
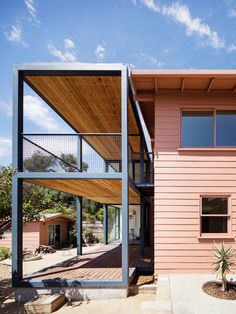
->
[24,72,140,160]
[131,69,236,139]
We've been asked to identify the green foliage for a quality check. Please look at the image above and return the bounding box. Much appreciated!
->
[23,150,56,172]
[83,228,98,244]
[59,153,88,172]
[96,208,104,222]
[0,247,11,261]
[0,166,15,220]
[0,163,101,225]
[212,242,236,292]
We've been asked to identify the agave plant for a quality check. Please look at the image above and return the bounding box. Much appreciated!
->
[212,242,236,292]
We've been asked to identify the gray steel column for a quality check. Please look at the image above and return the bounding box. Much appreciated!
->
[103,204,108,245]
[121,67,129,285]
[76,196,82,255]
[12,177,23,285]
[140,197,145,256]
[12,67,24,285]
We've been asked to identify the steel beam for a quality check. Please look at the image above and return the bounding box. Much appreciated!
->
[76,197,82,255]
[121,67,129,286]
[140,197,145,256]
[103,204,108,245]
[12,177,23,285]
[140,137,145,183]
[16,172,122,179]
[12,67,24,286]
[12,68,23,171]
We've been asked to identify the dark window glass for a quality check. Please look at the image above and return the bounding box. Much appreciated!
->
[182,111,214,147]
[202,198,228,215]
[202,217,227,233]
[216,110,236,146]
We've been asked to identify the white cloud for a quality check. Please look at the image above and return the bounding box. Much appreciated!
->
[4,24,22,44]
[95,43,106,61]
[227,44,236,53]
[47,40,77,62]
[140,53,165,67]
[24,95,66,132]
[64,38,75,49]
[228,8,236,17]
[140,0,160,12]
[136,1,225,49]
[129,63,136,69]
[25,0,40,25]
[0,138,12,159]
[0,100,12,116]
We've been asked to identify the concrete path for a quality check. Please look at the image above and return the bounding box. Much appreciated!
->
[0,244,103,275]
[140,274,236,314]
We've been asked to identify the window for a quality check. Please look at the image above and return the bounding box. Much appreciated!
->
[181,110,236,147]
[216,110,236,146]
[200,197,230,236]
[181,111,214,147]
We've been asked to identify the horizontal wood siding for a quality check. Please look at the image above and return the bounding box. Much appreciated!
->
[154,95,236,274]
[0,222,40,250]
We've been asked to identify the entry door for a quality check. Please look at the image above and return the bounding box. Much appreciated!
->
[48,224,61,246]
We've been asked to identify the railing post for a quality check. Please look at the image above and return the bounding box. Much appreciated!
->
[140,136,144,183]
[76,196,82,255]
[103,204,108,244]
[121,66,129,286]
[12,67,24,285]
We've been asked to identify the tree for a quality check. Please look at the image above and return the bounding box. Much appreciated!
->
[0,166,15,220]
[23,150,56,172]
[59,153,88,172]
[212,242,236,292]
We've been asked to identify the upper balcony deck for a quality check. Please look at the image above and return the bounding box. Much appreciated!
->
[14,64,154,204]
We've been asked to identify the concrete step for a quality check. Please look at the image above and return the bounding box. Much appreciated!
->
[24,293,65,313]
[129,283,157,295]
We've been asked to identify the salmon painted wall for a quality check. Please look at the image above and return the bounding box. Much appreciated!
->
[40,219,68,245]
[0,221,40,250]
[154,93,236,274]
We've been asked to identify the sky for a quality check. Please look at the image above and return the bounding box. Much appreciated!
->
[1,0,236,166]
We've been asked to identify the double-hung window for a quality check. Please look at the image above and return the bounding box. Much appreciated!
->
[200,196,230,236]
[181,110,236,147]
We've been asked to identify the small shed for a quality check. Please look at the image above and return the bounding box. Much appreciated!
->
[0,213,75,250]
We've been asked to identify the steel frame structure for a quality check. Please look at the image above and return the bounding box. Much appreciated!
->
[12,63,151,289]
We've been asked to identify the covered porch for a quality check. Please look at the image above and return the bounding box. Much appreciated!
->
[23,243,153,283]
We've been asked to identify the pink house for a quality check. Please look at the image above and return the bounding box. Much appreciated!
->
[0,214,75,250]
[132,70,236,274]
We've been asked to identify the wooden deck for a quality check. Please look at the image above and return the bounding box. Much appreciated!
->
[25,244,149,281]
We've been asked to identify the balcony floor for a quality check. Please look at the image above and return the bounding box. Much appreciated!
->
[23,244,152,282]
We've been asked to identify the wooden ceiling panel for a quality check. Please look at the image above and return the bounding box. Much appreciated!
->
[25,75,139,160]
[25,179,140,204]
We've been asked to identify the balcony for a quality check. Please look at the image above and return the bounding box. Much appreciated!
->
[22,133,154,190]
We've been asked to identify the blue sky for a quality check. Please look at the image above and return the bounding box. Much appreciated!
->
[1,0,236,165]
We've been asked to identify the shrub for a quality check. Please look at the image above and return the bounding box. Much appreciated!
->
[83,228,97,244]
[212,242,236,292]
[0,247,11,261]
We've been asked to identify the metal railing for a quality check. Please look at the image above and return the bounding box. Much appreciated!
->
[129,149,154,185]
[23,134,122,173]
[22,133,154,184]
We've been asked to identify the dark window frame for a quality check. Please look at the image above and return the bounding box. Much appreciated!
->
[181,109,236,148]
[200,195,231,237]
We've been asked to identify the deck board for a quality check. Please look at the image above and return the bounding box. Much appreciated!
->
[24,244,142,281]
